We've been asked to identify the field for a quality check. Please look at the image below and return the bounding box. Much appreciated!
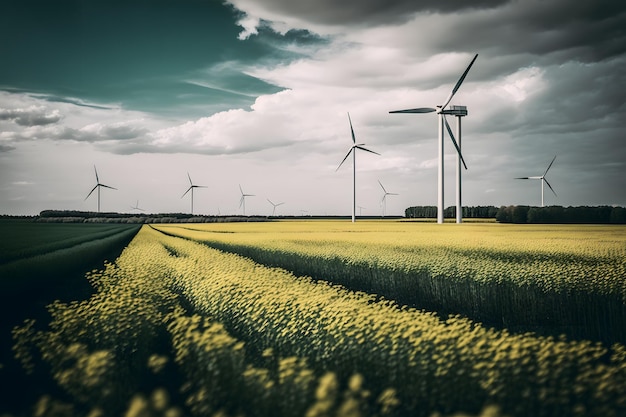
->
[0,220,141,414]
[1,220,625,417]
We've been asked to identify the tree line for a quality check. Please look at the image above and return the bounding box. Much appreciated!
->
[404,205,626,224]
[495,205,626,224]
[405,206,499,219]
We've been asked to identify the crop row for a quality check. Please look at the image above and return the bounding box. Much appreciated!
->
[6,226,402,417]
[154,222,626,343]
[0,222,137,265]
[0,223,142,408]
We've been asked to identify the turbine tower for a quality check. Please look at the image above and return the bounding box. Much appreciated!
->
[378,180,399,217]
[239,185,254,216]
[515,155,557,207]
[181,173,207,215]
[336,113,380,223]
[85,165,117,213]
[390,53,477,224]
[267,199,285,216]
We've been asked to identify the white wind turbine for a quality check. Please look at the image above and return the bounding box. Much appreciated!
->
[390,54,478,224]
[516,155,557,207]
[85,165,117,213]
[130,200,145,212]
[336,113,380,223]
[181,173,207,215]
[239,185,254,216]
[267,199,285,216]
[378,180,399,217]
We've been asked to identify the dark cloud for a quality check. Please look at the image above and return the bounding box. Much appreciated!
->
[0,144,16,152]
[425,0,626,64]
[0,106,61,126]
[229,0,510,27]
[34,95,115,110]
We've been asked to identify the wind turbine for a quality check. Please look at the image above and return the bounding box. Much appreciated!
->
[516,155,557,207]
[378,180,399,217]
[267,199,285,216]
[239,185,254,216]
[181,173,207,215]
[130,200,145,212]
[390,53,478,224]
[358,206,366,216]
[85,165,117,213]
[336,113,380,223]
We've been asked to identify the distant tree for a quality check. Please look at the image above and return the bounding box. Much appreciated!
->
[610,207,626,224]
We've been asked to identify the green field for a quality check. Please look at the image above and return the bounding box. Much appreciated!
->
[1,221,625,417]
[0,220,141,415]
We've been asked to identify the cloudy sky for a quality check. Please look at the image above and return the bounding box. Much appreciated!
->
[1,0,625,216]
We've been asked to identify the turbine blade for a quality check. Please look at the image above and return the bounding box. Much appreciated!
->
[277,202,284,206]
[515,177,530,179]
[94,165,99,183]
[544,155,557,176]
[99,184,117,190]
[336,149,353,171]
[239,184,244,195]
[355,145,380,156]
[85,184,98,200]
[187,172,193,185]
[389,193,399,195]
[267,198,274,206]
[378,179,387,193]
[181,186,192,198]
[441,53,478,110]
[443,115,468,169]
[347,112,356,144]
[544,178,557,196]
[239,195,244,208]
[389,108,436,114]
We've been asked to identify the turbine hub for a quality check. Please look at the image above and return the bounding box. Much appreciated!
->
[441,105,468,116]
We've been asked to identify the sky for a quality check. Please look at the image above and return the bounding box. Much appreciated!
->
[1,0,625,216]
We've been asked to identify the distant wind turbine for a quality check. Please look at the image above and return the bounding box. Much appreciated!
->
[390,53,478,224]
[85,165,117,213]
[516,155,557,207]
[267,198,285,216]
[130,200,145,212]
[378,180,399,217]
[358,206,366,216]
[336,113,380,223]
[239,185,254,216]
[181,173,207,214]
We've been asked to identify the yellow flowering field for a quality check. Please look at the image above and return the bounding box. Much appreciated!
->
[6,224,626,417]
[154,221,626,344]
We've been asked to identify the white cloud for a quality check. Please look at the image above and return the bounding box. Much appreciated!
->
[498,67,545,102]
[236,13,261,40]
